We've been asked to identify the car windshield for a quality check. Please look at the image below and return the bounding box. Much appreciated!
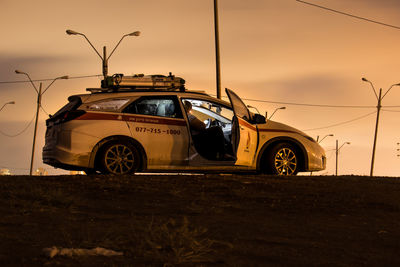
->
[182,98,233,124]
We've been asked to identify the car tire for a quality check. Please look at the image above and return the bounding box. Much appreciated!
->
[265,143,299,176]
[99,140,140,175]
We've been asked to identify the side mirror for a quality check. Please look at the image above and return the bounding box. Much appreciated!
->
[252,113,266,124]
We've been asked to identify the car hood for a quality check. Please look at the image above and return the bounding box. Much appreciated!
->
[258,120,315,142]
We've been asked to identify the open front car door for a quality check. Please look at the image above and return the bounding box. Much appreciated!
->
[226,88,259,167]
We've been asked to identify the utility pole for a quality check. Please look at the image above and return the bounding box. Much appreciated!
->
[30,83,42,176]
[370,88,382,177]
[362,78,400,176]
[15,70,68,175]
[335,140,350,176]
[214,0,221,99]
[335,140,338,176]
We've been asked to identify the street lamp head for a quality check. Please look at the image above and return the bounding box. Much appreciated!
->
[7,101,15,105]
[59,75,69,80]
[15,70,25,75]
[128,31,141,36]
[346,142,351,145]
[66,29,80,35]
[362,77,369,82]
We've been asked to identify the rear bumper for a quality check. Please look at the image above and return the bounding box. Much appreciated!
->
[42,156,89,171]
[43,146,91,170]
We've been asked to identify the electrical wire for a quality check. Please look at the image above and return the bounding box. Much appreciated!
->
[214,94,376,109]
[382,109,400,113]
[302,111,377,131]
[0,113,35,137]
[241,97,377,109]
[40,106,49,116]
[296,0,400,30]
[383,105,400,108]
[0,74,101,84]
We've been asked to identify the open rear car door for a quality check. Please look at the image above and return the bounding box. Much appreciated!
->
[226,88,259,166]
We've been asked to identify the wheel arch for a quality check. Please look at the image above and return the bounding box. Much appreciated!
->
[257,137,308,173]
[89,135,147,171]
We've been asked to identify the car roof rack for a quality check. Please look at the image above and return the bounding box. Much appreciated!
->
[86,72,185,93]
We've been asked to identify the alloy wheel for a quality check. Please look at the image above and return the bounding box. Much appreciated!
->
[274,147,297,175]
[104,144,135,174]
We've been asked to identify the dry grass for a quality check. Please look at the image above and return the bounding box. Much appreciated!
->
[136,216,230,265]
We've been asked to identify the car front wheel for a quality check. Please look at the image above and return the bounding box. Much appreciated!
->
[100,141,140,175]
[265,143,299,175]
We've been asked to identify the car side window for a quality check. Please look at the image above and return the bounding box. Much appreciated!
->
[123,96,183,118]
[82,98,129,112]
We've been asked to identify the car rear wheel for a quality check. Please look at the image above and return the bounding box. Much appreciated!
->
[100,141,140,175]
[265,143,299,175]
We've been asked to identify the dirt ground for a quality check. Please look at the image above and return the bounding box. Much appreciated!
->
[1,174,400,266]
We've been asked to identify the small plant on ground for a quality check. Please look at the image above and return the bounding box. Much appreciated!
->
[138,216,225,265]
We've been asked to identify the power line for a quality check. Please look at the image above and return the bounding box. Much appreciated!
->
[40,106,49,116]
[383,105,400,108]
[382,109,400,113]
[296,0,400,30]
[0,114,35,137]
[302,111,377,131]
[241,97,376,109]
[0,74,101,84]
[216,94,376,109]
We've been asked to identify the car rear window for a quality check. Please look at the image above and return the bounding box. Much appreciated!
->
[82,98,130,112]
[51,96,82,118]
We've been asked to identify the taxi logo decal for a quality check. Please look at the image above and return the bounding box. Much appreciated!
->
[76,112,186,126]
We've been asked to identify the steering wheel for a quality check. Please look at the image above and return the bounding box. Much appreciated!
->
[205,118,223,128]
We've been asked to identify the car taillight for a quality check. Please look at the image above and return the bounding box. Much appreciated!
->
[62,110,86,123]
[46,110,86,126]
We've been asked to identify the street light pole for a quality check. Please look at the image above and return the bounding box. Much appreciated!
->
[214,0,221,99]
[335,140,350,176]
[247,105,260,114]
[0,101,15,112]
[370,88,382,177]
[66,29,140,81]
[30,83,42,176]
[15,70,68,175]
[362,78,400,176]
[317,134,334,143]
[269,107,286,120]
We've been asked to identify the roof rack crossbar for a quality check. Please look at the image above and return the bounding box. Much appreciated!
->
[93,72,186,93]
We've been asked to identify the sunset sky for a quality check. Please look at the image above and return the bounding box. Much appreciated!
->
[1,0,400,176]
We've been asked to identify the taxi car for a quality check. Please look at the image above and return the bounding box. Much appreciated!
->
[43,73,326,175]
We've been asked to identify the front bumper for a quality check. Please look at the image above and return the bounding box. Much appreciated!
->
[306,142,326,171]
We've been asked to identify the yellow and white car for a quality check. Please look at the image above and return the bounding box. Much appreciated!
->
[43,74,326,175]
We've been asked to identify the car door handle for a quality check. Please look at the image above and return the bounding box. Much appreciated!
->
[240,126,244,130]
